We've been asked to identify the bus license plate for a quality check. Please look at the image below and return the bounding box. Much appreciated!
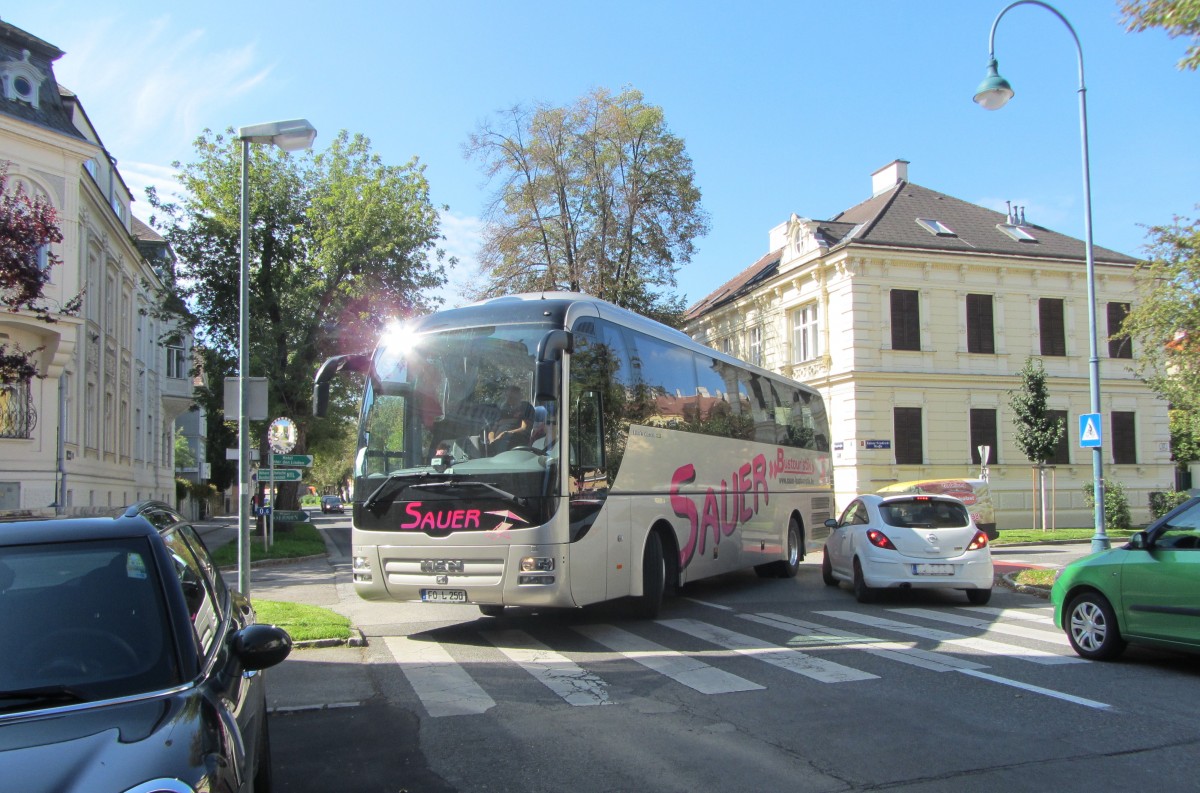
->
[913,564,954,576]
[421,589,467,603]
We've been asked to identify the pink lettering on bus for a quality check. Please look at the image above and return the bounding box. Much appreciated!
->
[671,452,771,570]
[400,502,482,531]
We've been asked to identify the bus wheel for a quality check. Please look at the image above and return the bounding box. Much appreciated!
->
[631,531,665,619]
[478,605,505,617]
[755,518,801,578]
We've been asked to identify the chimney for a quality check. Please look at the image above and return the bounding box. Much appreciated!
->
[871,159,909,196]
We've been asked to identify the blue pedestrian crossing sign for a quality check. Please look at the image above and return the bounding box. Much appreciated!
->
[1079,413,1102,448]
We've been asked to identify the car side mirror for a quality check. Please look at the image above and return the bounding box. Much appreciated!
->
[1126,531,1149,551]
[824,518,839,529]
[231,623,293,671]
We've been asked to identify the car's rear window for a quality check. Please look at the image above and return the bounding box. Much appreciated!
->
[0,538,181,709]
[881,499,970,529]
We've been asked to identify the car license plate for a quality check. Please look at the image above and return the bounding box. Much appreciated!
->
[912,564,954,576]
[421,589,467,603]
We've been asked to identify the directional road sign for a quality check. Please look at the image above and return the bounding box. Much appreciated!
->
[271,453,314,467]
[1079,413,1102,448]
[256,468,303,482]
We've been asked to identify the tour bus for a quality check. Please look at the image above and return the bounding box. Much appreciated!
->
[313,293,834,618]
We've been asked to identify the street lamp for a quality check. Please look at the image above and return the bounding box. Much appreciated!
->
[236,119,317,594]
[973,1,1108,553]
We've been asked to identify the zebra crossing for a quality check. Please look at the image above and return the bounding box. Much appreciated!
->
[381,603,1112,716]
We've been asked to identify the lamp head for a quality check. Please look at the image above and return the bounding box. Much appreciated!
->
[237,119,318,151]
[973,58,1014,111]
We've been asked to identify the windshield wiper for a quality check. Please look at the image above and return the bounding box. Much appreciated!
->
[0,685,88,711]
[362,471,465,510]
[407,480,528,512]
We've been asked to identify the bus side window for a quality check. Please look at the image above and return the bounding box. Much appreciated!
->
[574,389,604,472]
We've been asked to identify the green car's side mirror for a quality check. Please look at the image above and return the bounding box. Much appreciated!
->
[1127,531,1149,551]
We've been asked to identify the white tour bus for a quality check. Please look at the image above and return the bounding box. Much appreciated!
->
[313,293,834,618]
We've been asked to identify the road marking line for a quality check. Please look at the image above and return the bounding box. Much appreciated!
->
[659,618,878,683]
[816,611,1083,665]
[745,613,988,672]
[384,636,496,717]
[573,623,764,694]
[483,629,612,706]
[956,669,1111,710]
[890,608,1071,647]
[964,606,1056,625]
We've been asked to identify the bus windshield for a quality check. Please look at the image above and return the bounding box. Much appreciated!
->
[355,324,560,520]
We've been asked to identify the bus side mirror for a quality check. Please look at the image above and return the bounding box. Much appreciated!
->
[535,330,572,401]
[313,353,371,417]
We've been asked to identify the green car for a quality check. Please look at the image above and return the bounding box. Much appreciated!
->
[1052,496,1200,660]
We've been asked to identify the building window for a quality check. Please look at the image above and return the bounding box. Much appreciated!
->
[0,382,36,439]
[970,408,999,464]
[966,294,995,354]
[1108,302,1132,359]
[1039,298,1066,356]
[721,337,733,357]
[167,345,187,379]
[792,304,820,362]
[1112,411,1136,464]
[894,407,923,464]
[891,290,920,351]
[916,218,957,237]
[748,326,762,366]
[1047,409,1070,465]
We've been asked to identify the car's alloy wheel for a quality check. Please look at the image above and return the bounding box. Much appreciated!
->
[1066,592,1127,661]
[852,558,876,603]
[821,549,838,587]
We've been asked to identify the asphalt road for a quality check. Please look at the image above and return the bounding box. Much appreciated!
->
[241,518,1200,793]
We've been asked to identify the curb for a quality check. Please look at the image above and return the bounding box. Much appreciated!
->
[292,627,369,650]
[997,571,1051,599]
[218,553,328,574]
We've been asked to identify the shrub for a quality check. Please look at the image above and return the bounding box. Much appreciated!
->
[1149,490,1192,519]
[1083,480,1131,532]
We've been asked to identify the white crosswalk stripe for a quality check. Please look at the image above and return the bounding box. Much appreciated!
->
[572,623,764,694]
[383,636,496,717]
[889,608,1072,646]
[482,628,612,706]
[657,618,879,682]
[386,606,1102,717]
[815,610,1083,665]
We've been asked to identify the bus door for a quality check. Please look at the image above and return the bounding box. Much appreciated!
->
[567,387,625,605]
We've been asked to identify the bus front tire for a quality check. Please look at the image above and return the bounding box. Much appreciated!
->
[631,531,665,620]
[478,605,505,617]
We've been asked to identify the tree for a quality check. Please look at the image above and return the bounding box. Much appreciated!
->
[1121,0,1200,70]
[1009,357,1066,530]
[0,164,78,383]
[174,426,197,470]
[465,87,709,327]
[149,129,449,508]
[1119,213,1200,452]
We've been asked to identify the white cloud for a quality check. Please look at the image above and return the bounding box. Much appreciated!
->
[435,210,485,308]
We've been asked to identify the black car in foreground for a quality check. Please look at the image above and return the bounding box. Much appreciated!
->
[0,502,292,792]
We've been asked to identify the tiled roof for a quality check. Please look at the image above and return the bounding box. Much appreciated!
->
[0,20,83,141]
[686,178,1140,320]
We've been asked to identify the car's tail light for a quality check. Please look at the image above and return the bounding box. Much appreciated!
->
[867,529,896,550]
[967,531,989,551]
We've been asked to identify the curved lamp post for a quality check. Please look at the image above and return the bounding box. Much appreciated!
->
[974,1,1107,553]
[236,119,317,594]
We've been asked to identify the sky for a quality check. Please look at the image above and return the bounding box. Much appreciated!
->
[7,1,1199,309]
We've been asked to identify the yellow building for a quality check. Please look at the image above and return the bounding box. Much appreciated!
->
[684,160,1171,530]
[0,21,195,514]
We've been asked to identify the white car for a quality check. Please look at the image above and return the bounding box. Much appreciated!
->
[822,493,994,605]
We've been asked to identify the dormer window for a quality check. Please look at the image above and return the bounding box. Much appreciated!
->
[1,50,45,109]
[998,223,1038,242]
[916,218,957,237]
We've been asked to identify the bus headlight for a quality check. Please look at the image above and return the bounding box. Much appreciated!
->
[520,556,555,573]
[353,556,373,583]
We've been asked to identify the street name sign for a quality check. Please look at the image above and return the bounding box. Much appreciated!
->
[271,454,314,467]
[256,468,303,482]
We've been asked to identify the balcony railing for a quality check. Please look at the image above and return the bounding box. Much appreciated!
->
[0,382,37,439]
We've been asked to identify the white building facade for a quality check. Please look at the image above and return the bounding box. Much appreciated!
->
[0,21,195,515]
[685,160,1172,530]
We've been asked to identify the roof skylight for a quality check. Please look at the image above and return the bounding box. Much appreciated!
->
[998,223,1038,242]
[916,218,957,237]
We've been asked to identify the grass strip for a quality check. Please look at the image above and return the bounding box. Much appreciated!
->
[994,527,1135,545]
[212,521,327,567]
[254,599,352,643]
